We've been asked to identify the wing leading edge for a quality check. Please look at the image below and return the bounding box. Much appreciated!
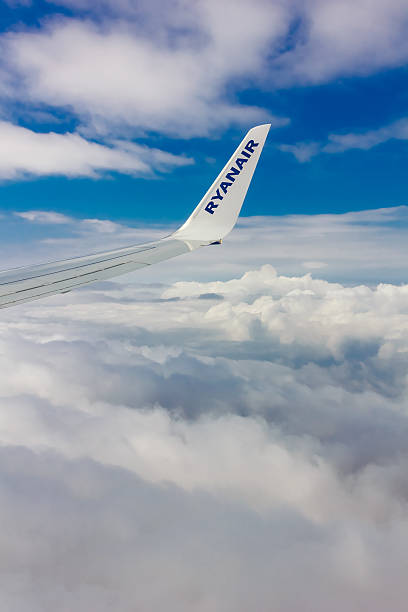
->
[0,124,270,309]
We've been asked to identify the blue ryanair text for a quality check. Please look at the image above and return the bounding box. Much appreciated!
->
[204,139,259,214]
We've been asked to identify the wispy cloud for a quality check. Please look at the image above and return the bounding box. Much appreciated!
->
[278,141,321,163]
[280,117,408,162]
[323,118,408,153]
[0,206,407,292]
[15,210,73,224]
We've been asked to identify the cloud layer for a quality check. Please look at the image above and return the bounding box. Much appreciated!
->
[0,210,408,610]
[2,206,407,285]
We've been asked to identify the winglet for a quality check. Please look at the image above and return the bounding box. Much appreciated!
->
[173,124,270,243]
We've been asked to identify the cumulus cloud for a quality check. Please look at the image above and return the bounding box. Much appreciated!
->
[0,121,192,179]
[269,0,408,86]
[1,256,408,610]
[1,0,407,140]
[1,0,407,175]
[1,6,286,137]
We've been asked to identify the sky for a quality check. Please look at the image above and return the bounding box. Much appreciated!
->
[1,1,408,611]
[1,0,408,222]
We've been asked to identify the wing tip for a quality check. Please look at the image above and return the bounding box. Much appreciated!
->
[250,123,272,131]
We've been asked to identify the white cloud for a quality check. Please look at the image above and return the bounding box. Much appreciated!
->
[324,118,408,153]
[0,121,192,179]
[80,218,121,233]
[15,210,73,224]
[1,256,408,609]
[270,0,408,86]
[280,117,408,161]
[278,141,320,162]
[0,0,407,184]
[1,7,287,137]
[15,211,122,231]
[1,0,407,140]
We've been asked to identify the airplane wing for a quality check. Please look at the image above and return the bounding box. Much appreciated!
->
[0,123,270,309]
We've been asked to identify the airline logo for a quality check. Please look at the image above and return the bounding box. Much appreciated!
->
[204,139,259,214]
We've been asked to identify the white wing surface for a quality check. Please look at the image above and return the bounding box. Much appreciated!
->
[0,124,270,309]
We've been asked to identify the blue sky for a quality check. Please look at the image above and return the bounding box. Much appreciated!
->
[0,0,408,225]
